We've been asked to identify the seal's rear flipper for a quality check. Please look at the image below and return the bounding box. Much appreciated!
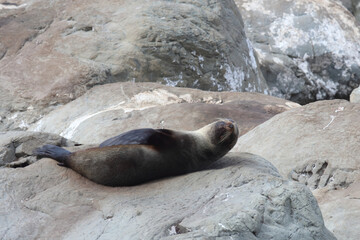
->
[33,144,71,165]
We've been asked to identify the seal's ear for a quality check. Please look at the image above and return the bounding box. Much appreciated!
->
[99,128,176,148]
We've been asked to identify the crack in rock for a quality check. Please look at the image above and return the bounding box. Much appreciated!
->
[290,160,356,190]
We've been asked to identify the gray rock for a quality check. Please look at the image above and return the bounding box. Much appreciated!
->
[0,152,335,240]
[232,99,360,239]
[235,0,360,104]
[28,82,300,144]
[350,86,360,103]
[0,131,75,166]
[334,0,360,22]
[334,0,356,13]
[355,0,360,21]
[313,182,360,240]
[0,0,268,133]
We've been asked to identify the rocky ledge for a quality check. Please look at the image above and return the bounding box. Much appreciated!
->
[0,152,335,240]
[1,0,360,239]
[233,99,360,239]
[0,82,345,240]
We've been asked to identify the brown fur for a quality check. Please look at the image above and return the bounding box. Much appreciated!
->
[53,119,239,186]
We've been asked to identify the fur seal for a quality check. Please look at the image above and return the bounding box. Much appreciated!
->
[34,119,239,186]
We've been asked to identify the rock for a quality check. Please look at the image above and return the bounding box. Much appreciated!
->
[0,131,75,166]
[235,0,360,104]
[313,182,360,240]
[355,0,360,21]
[334,0,360,22]
[0,152,335,240]
[0,0,268,133]
[28,82,299,144]
[350,86,360,103]
[335,0,356,13]
[232,99,360,239]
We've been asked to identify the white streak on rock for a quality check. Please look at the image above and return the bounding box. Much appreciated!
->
[246,39,257,70]
[60,101,126,139]
[218,223,230,230]
[0,4,27,10]
[9,113,18,120]
[60,89,193,139]
[335,107,344,113]
[19,120,29,130]
[323,115,336,130]
[168,226,177,235]
[224,64,245,91]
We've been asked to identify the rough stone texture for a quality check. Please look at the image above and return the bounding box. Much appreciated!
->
[0,0,268,133]
[350,86,360,103]
[0,152,335,240]
[334,0,360,22]
[28,82,299,144]
[335,0,356,13]
[232,99,360,239]
[355,0,360,21]
[0,131,75,167]
[313,182,360,240]
[235,0,360,104]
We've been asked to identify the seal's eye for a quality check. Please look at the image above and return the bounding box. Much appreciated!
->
[215,121,226,130]
[213,121,230,144]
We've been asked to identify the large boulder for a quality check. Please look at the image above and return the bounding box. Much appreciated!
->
[235,0,360,104]
[350,86,360,103]
[313,182,360,240]
[233,99,360,239]
[28,82,299,144]
[0,0,268,132]
[0,152,335,240]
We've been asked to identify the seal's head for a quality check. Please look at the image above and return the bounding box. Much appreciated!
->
[197,118,239,159]
[211,119,239,149]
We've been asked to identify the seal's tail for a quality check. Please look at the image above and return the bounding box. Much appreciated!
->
[33,144,71,165]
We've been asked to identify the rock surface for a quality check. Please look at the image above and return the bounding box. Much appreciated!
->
[355,0,360,21]
[1,1,357,239]
[0,0,268,133]
[350,86,360,103]
[233,99,360,239]
[335,0,356,13]
[235,0,360,104]
[313,182,360,240]
[0,131,75,167]
[0,152,335,240]
[335,0,360,22]
[29,82,299,144]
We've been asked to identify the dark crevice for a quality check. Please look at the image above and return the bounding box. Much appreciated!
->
[339,181,351,188]
[79,26,93,32]
[7,160,29,168]
[314,178,320,189]
[324,175,332,187]
[1,2,18,6]
[5,157,32,168]
[317,162,328,176]
[168,221,191,236]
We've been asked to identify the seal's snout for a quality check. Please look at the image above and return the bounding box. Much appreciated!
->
[211,118,239,146]
[225,121,234,131]
[221,119,237,133]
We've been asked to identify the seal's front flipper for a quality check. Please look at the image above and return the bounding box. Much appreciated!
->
[33,144,72,165]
